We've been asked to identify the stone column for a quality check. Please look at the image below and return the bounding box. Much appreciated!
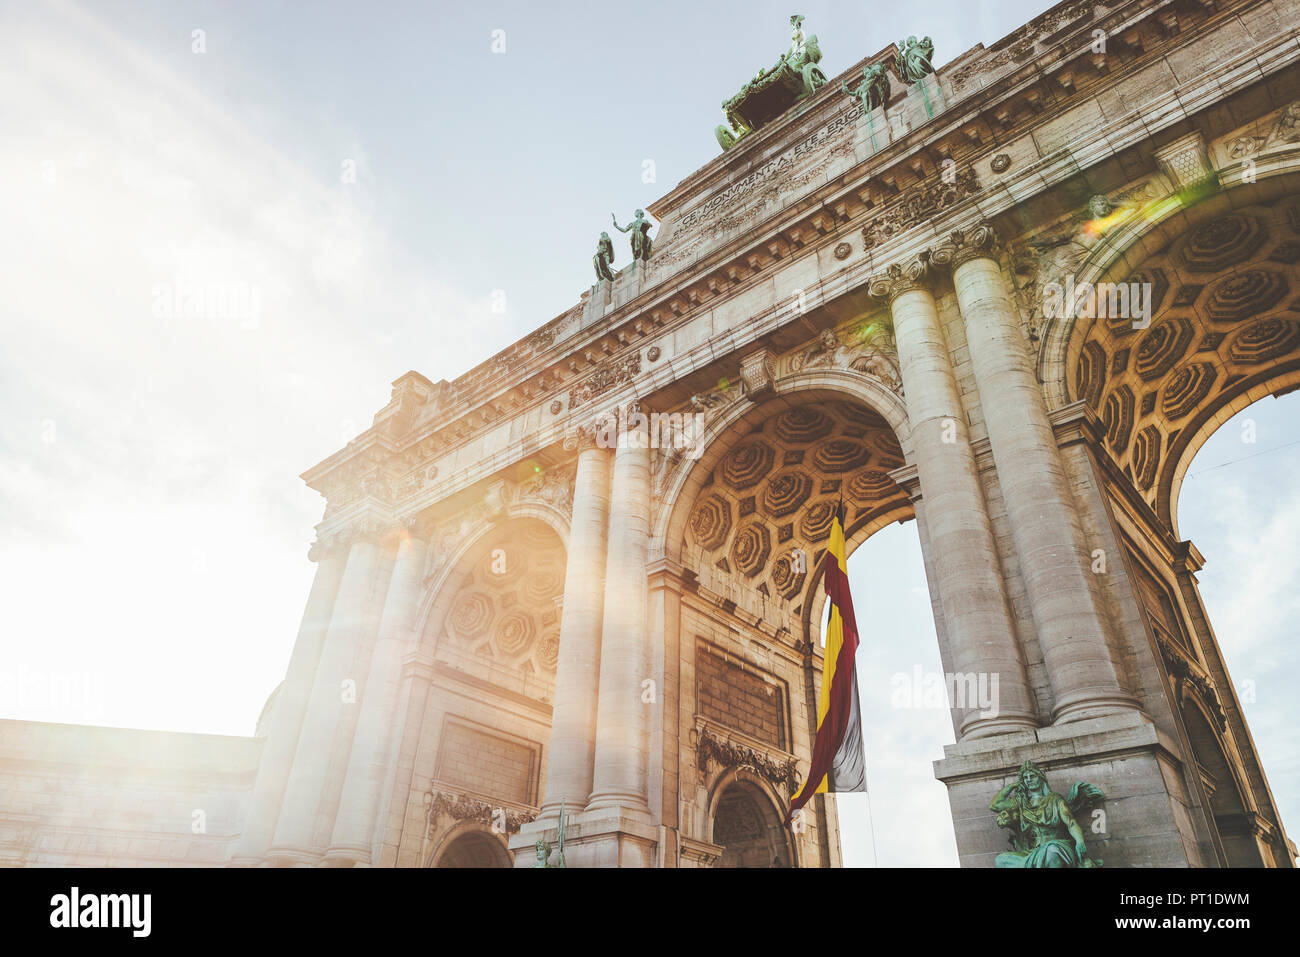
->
[538,430,612,818]
[587,403,653,814]
[941,224,1136,722]
[869,258,1036,738]
[269,519,385,863]
[230,538,347,865]
[326,521,429,864]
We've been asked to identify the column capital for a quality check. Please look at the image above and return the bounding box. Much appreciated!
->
[307,536,345,563]
[562,419,605,453]
[933,222,1000,270]
[396,512,434,542]
[868,251,935,304]
[339,515,389,546]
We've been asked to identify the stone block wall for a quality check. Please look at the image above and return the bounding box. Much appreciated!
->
[0,719,260,866]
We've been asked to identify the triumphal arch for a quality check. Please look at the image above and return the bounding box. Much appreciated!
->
[236,0,1299,867]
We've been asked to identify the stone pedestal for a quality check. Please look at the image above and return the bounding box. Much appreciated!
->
[934,710,1212,867]
[511,807,660,868]
[610,260,647,311]
[581,280,613,330]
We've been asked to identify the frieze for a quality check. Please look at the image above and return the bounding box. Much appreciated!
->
[860,166,980,250]
[672,103,868,238]
[568,352,642,409]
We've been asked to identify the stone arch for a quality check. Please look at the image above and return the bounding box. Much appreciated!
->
[704,766,797,868]
[1040,161,1300,411]
[1047,166,1300,536]
[417,514,567,696]
[1180,703,1264,868]
[427,820,512,868]
[654,375,911,569]
[417,498,570,640]
[663,388,912,625]
[659,380,917,868]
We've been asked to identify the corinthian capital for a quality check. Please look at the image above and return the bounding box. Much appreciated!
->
[868,251,934,304]
[933,222,999,269]
[562,415,609,453]
[341,515,389,546]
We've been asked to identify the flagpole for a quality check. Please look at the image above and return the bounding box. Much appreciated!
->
[865,768,880,868]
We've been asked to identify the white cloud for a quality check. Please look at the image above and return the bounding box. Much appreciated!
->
[0,1,502,734]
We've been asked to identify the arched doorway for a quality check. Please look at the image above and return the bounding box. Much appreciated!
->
[710,774,794,867]
[431,828,512,868]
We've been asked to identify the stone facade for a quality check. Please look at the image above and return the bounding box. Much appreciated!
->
[0,720,261,867]
[3,0,1298,867]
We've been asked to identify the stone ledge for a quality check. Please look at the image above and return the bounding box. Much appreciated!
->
[933,710,1182,783]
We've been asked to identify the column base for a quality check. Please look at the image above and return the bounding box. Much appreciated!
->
[321,844,371,866]
[957,711,1039,740]
[584,789,652,818]
[1050,689,1144,725]
[263,845,323,867]
[511,806,660,868]
[934,710,1214,867]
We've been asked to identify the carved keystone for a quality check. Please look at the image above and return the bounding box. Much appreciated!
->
[739,349,776,398]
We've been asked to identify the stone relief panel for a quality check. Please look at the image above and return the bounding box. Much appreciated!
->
[781,318,902,395]
[1209,99,1300,169]
[1072,199,1300,514]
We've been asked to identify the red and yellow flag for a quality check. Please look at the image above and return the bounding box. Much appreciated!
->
[786,502,867,824]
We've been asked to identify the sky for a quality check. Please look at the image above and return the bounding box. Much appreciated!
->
[0,0,1294,868]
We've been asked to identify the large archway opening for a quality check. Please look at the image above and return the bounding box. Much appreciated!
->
[1175,393,1300,866]
[665,383,961,866]
[830,521,959,867]
[402,513,568,867]
[1060,183,1300,866]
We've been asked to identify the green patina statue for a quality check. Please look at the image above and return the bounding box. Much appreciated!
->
[841,62,891,113]
[715,14,828,151]
[611,210,653,263]
[533,800,568,868]
[990,760,1105,868]
[593,231,616,282]
[894,35,935,84]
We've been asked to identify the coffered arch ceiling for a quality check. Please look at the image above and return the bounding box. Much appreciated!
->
[423,517,566,695]
[1065,186,1300,537]
[675,394,911,628]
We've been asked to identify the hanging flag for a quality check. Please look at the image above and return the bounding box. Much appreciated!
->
[786,501,867,824]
